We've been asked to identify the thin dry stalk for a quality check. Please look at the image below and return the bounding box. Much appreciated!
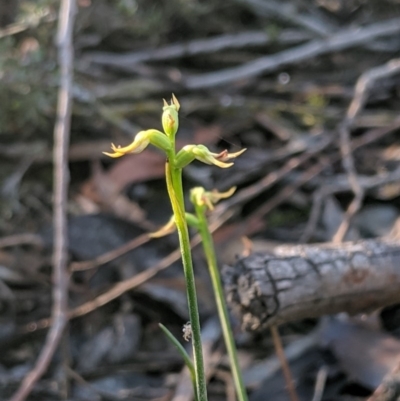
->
[270,325,300,401]
[23,210,235,332]
[311,366,328,401]
[366,360,400,401]
[10,1,76,400]
[69,233,151,271]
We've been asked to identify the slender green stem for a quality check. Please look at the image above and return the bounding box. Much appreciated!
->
[195,204,249,401]
[165,161,208,401]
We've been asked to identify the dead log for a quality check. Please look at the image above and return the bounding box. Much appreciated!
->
[222,239,400,330]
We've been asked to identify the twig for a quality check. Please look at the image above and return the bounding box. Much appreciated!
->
[234,0,336,36]
[270,325,300,401]
[333,58,400,243]
[366,360,400,401]
[245,119,400,236]
[213,134,333,221]
[86,30,312,70]
[0,233,43,248]
[213,119,399,240]
[302,167,400,243]
[311,366,328,401]
[185,18,400,89]
[22,210,235,332]
[245,156,333,236]
[347,59,400,124]
[69,246,186,320]
[214,370,236,401]
[68,211,233,320]
[242,330,317,387]
[10,1,76,400]
[0,9,56,39]
[69,233,151,271]
[333,123,365,244]
[0,140,112,162]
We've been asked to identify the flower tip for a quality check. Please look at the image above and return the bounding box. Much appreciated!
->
[102,151,123,158]
[223,186,237,198]
[232,148,247,158]
[216,161,234,168]
[163,98,169,108]
[149,217,176,238]
[148,230,164,239]
[172,93,180,111]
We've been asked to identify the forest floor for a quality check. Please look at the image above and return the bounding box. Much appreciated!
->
[1,1,400,400]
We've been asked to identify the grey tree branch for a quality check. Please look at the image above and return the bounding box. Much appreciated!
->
[223,239,400,331]
[10,1,75,400]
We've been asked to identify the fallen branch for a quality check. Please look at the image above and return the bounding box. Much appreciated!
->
[223,239,400,331]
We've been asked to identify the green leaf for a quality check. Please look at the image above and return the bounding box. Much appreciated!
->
[158,323,197,401]
[159,323,196,382]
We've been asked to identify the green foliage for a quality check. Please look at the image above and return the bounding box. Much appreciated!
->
[0,1,57,137]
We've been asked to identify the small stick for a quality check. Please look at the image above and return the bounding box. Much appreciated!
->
[366,360,400,401]
[270,325,300,401]
[311,366,328,401]
[0,233,43,248]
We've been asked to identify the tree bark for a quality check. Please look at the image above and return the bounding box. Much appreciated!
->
[222,239,400,330]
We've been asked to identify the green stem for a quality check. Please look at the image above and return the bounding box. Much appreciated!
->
[195,204,249,401]
[165,161,208,401]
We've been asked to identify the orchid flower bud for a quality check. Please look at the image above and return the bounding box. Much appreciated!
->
[190,186,236,211]
[103,129,171,158]
[175,144,246,169]
[162,94,180,138]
